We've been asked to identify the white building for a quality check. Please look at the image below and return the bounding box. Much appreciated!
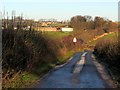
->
[61,28,73,32]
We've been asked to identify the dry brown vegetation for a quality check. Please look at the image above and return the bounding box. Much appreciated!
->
[2,29,57,88]
[2,29,83,88]
[93,36,120,86]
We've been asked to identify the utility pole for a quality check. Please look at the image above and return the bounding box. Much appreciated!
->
[11,10,15,30]
[20,13,23,30]
[0,12,1,24]
[3,7,6,30]
[6,12,8,29]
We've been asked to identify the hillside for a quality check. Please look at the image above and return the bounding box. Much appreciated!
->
[87,32,117,46]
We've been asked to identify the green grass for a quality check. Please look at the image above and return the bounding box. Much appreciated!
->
[3,72,40,88]
[101,32,117,39]
[88,32,118,46]
[43,31,71,39]
[57,50,75,64]
[20,72,39,87]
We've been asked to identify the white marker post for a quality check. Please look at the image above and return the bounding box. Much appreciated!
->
[73,37,77,46]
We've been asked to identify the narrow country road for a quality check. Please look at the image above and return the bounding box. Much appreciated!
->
[31,51,115,88]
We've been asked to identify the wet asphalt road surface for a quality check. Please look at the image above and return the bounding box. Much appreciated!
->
[33,51,112,88]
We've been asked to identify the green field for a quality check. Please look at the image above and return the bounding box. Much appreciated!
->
[43,31,71,39]
[88,32,118,46]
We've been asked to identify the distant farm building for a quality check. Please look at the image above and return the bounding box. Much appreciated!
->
[35,27,57,31]
[61,28,73,32]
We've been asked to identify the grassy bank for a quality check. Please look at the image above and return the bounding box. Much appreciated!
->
[2,30,80,88]
[93,32,120,87]
[88,32,117,45]
[3,51,75,88]
[43,31,71,39]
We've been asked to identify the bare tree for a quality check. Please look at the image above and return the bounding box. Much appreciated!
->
[70,15,87,31]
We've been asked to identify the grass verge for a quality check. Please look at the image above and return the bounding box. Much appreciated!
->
[93,32,120,87]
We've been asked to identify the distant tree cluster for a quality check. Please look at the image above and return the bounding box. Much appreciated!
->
[70,15,114,33]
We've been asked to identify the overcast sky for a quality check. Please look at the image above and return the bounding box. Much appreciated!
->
[1,0,119,21]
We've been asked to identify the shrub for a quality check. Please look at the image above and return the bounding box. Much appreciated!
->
[93,37,120,84]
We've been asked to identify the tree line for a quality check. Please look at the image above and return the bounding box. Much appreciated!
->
[70,15,116,33]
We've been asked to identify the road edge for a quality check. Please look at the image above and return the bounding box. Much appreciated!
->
[91,53,117,88]
[29,53,77,88]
